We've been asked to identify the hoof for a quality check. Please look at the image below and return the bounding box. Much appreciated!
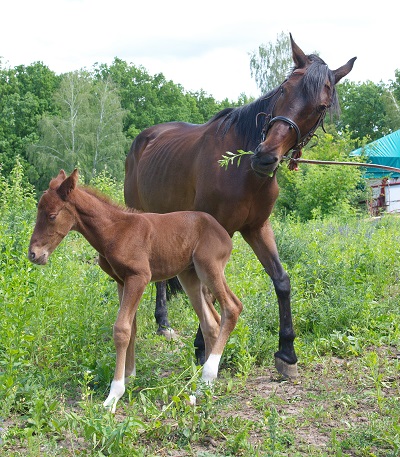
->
[103,397,117,414]
[275,357,298,379]
[157,327,177,341]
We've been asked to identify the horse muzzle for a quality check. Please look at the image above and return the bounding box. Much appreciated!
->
[250,151,279,177]
[28,247,49,265]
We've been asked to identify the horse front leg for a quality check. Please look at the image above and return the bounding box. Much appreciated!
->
[104,276,147,413]
[117,283,136,382]
[241,222,298,379]
[155,281,175,340]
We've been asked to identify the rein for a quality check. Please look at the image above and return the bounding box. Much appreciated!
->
[282,157,400,174]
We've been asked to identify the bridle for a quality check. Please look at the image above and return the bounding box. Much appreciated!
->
[257,79,330,170]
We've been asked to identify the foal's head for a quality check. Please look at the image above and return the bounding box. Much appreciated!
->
[251,34,356,176]
[28,169,78,265]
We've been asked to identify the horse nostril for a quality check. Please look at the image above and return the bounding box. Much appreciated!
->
[28,250,36,261]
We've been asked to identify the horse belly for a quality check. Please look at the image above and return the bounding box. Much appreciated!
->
[145,212,227,281]
[138,165,196,213]
[130,130,200,213]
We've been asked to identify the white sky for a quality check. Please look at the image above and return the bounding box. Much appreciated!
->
[1,0,398,101]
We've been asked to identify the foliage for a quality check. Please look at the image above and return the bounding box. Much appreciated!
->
[28,71,128,190]
[0,61,60,182]
[93,58,227,138]
[335,80,392,142]
[89,168,124,204]
[385,73,400,132]
[249,31,293,95]
[2,38,400,194]
[1,58,227,192]
[1,161,400,455]
[275,129,365,220]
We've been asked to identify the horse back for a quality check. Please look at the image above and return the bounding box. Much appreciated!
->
[125,121,216,212]
[124,120,279,234]
[136,211,232,281]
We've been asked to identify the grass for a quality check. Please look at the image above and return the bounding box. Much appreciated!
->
[0,163,399,456]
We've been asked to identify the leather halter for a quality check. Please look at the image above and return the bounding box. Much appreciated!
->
[259,80,329,169]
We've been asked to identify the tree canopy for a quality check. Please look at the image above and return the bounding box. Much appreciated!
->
[0,36,399,205]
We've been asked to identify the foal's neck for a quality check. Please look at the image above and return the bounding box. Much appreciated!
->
[72,187,128,255]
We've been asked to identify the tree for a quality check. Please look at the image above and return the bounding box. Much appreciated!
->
[335,80,390,142]
[0,61,59,182]
[30,71,126,189]
[93,58,226,138]
[89,77,128,179]
[249,32,292,94]
[385,70,400,132]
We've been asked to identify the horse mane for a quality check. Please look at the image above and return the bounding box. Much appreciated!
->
[206,54,340,151]
[302,54,340,116]
[80,186,141,214]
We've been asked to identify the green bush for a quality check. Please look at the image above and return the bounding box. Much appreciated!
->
[275,130,366,220]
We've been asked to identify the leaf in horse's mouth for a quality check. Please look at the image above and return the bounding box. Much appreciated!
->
[218,150,254,169]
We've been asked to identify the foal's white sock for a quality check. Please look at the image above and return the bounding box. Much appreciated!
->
[202,354,221,384]
[103,379,125,413]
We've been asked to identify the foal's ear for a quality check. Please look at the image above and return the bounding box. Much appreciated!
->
[49,169,67,189]
[57,169,79,201]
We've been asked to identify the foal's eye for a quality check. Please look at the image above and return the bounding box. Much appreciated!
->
[48,214,57,221]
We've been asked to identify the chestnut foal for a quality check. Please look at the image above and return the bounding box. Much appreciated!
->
[28,169,242,412]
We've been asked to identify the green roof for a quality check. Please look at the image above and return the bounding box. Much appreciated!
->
[350,130,400,178]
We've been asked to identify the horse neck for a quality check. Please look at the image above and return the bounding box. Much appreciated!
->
[70,187,123,255]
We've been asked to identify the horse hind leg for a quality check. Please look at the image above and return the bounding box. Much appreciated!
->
[155,281,176,340]
[194,285,220,365]
[177,270,220,363]
[201,281,243,384]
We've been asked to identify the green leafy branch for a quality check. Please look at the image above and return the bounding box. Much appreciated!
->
[218,149,254,169]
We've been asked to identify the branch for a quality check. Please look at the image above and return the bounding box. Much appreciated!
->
[218,150,254,169]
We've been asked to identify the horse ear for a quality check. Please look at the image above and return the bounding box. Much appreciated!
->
[333,57,357,84]
[49,169,67,189]
[290,33,308,69]
[57,169,79,201]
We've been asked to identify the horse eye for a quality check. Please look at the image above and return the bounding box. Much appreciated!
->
[317,104,327,113]
[48,214,57,221]
[261,131,266,142]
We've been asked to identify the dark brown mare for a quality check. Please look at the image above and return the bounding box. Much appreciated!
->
[124,35,356,378]
[28,169,243,412]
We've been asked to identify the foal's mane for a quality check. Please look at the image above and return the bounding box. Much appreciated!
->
[81,186,140,214]
[207,54,340,151]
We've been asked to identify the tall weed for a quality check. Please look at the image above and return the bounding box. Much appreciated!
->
[1,161,400,455]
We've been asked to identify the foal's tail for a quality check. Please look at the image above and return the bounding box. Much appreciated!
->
[166,277,183,299]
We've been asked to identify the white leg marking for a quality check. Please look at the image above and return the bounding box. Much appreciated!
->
[202,354,221,384]
[191,354,222,403]
[103,379,125,413]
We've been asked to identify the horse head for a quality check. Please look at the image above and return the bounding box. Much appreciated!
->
[251,34,357,177]
[28,169,79,265]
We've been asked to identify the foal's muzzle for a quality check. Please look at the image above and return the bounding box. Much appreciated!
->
[28,248,48,265]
